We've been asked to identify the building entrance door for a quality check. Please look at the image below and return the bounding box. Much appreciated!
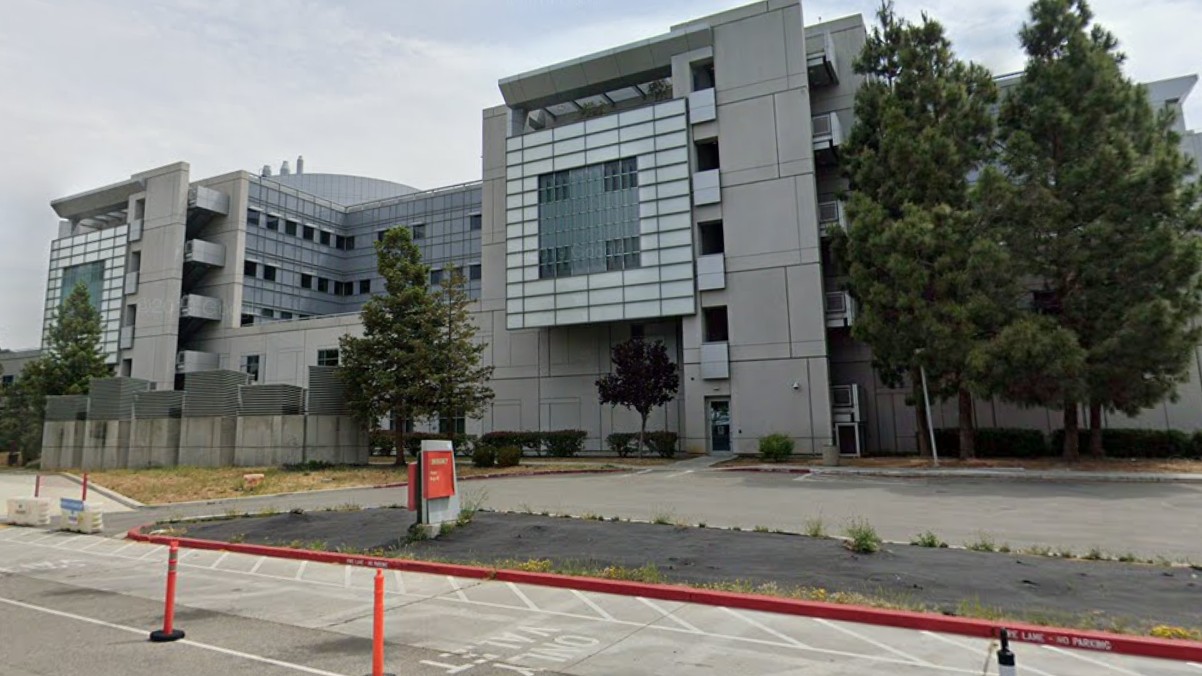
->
[708,399,731,452]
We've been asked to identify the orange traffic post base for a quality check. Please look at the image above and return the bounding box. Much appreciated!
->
[150,540,186,642]
[365,568,395,676]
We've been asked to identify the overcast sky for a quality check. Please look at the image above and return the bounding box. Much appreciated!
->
[2,0,1199,349]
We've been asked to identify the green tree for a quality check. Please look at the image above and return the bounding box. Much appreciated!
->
[596,338,680,456]
[4,282,111,461]
[995,0,1202,458]
[838,2,1015,458]
[340,227,442,467]
[429,263,495,441]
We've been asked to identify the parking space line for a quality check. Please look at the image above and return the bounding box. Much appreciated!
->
[343,566,352,588]
[814,617,934,666]
[0,596,351,676]
[638,597,702,633]
[294,561,308,580]
[77,538,111,552]
[1188,662,1202,670]
[665,471,694,479]
[442,576,466,601]
[505,582,536,609]
[108,542,138,556]
[720,607,813,649]
[28,532,64,544]
[211,552,230,569]
[249,557,266,575]
[137,545,164,560]
[392,570,405,594]
[922,631,1060,676]
[1043,646,1143,675]
[572,590,615,621]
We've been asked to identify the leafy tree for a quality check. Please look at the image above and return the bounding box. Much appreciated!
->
[429,263,495,440]
[995,0,1202,458]
[596,338,680,456]
[838,2,1014,458]
[340,228,443,467]
[3,282,111,461]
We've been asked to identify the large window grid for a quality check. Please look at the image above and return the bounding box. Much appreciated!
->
[537,158,639,279]
[44,224,128,363]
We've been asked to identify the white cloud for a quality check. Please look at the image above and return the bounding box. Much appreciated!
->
[1,0,1198,348]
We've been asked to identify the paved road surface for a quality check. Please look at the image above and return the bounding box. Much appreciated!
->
[103,469,1202,561]
[1,525,1197,675]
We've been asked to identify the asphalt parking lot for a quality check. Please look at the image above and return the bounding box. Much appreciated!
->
[1,525,1199,675]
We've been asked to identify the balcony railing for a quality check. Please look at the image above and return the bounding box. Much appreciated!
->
[692,169,721,206]
[184,239,226,268]
[812,112,843,158]
[688,87,716,124]
[119,326,134,350]
[696,253,726,291]
[818,199,846,237]
[179,294,223,321]
[806,33,838,87]
[124,271,139,295]
[176,350,220,373]
[700,341,730,380]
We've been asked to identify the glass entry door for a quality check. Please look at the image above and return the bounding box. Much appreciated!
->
[708,399,731,452]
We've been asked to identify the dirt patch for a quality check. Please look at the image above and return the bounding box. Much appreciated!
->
[87,463,615,505]
[180,508,1202,633]
[717,456,1202,473]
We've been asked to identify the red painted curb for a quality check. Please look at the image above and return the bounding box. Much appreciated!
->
[127,525,1202,663]
[372,467,624,489]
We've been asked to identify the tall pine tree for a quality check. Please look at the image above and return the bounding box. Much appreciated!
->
[340,227,443,467]
[839,2,1016,458]
[996,0,1202,458]
[430,263,494,438]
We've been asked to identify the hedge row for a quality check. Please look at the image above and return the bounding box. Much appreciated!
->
[368,430,476,457]
[931,428,1202,459]
[605,431,679,458]
[478,430,587,457]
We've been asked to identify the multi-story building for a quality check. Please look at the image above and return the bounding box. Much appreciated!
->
[7,0,1201,455]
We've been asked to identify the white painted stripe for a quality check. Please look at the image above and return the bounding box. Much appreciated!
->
[571,590,615,621]
[137,545,164,560]
[28,532,64,544]
[392,570,405,594]
[720,607,813,649]
[1043,646,1143,675]
[635,469,654,475]
[664,470,694,479]
[0,596,350,676]
[506,582,537,610]
[76,538,110,551]
[446,576,468,602]
[211,552,230,570]
[814,617,934,666]
[249,557,266,575]
[921,631,1061,676]
[638,597,702,633]
[342,566,352,588]
[1188,662,1202,670]
[108,542,137,556]
[294,561,308,581]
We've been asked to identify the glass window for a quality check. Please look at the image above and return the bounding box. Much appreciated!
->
[245,209,261,228]
[335,235,346,250]
[469,264,481,281]
[359,279,371,294]
[344,236,354,250]
[317,348,339,367]
[301,273,313,289]
[60,261,105,312]
[469,214,482,230]
[244,261,257,277]
[285,220,298,236]
[266,215,280,231]
[429,270,442,286]
[240,354,262,382]
[377,230,387,242]
[262,265,276,282]
[317,278,329,293]
[703,306,729,342]
[261,308,274,318]
[303,226,315,241]
[699,220,725,255]
[696,141,720,171]
[537,158,639,279]
[412,224,426,239]
[319,231,331,246]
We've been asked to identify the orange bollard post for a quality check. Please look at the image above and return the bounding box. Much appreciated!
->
[365,568,395,676]
[150,541,186,642]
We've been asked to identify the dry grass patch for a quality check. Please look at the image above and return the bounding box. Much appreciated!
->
[85,463,614,505]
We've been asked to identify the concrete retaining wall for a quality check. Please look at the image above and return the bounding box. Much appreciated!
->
[304,415,368,465]
[179,416,238,467]
[234,415,305,466]
[40,421,87,470]
[82,420,132,470]
[129,418,182,468]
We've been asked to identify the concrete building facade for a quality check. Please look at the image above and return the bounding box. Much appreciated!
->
[10,1,1202,459]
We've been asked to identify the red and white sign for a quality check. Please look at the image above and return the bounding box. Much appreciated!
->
[423,450,456,499]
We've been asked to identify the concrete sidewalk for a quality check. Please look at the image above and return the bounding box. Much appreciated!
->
[721,464,1202,482]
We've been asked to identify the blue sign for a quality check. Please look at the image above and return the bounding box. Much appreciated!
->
[60,498,84,513]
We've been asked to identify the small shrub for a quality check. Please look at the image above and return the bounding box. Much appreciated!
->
[1084,546,1106,561]
[1193,431,1202,456]
[495,445,522,468]
[607,432,638,457]
[480,431,543,455]
[471,445,496,468]
[844,518,882,554]
[759,433,794,463]
[645,431,679,458]
[368,430,395,456]
[402,431,452,458]
[1117,552,1137,563]
[1050,428,1195,458]
[651,509,675,525]
[753,525,770,533]
[911,531,946,548]
[1150,625,1202,641]
[542,430,587,457]
[282,460,335,472]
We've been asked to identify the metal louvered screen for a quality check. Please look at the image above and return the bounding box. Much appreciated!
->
[134,390,185,419]
[307,366,349,415]
[87,377,153,420]
[45,395,90,421]
[182,370,250,418]
[239,384,305,416]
